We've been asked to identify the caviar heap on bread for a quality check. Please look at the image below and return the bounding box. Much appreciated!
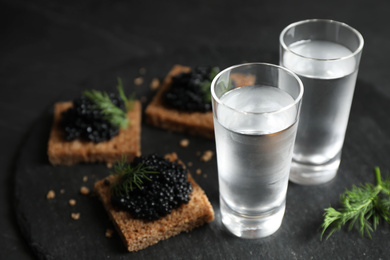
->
[110,154,193,221]
[94,153,214,252]
[48,79,141,167]
[163,66,219,112]
[145,65,219,138]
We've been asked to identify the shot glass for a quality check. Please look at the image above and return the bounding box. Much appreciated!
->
[211,63,303,238]
[280,19,364,185]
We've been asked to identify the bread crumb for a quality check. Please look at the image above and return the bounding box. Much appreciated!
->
[60,189,65,194]
[83,176,88,182]
[203,174,207,178]
[134,77,144,85]
[69,199,76,206]
[80,186,90,195]
[140,96,147,103]
[71,213,80,220]
[200,150,214,162]
[164,153,186,169]
[105,228,114,238]
[180,139,190,147]
[150,78,160,90]
[46,190,55,199]
[139,67,146,75]
[187,162,193,167]
[196,169,202,175]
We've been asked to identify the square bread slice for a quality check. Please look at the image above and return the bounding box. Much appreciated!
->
[48,100,141,167]
[145,65,257,139]
[94,153,215,252]
[145,65,214,138]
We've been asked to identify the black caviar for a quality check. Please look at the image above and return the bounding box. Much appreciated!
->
[110,154,192,221]
[60,93,126,143]
[163,66,218,112]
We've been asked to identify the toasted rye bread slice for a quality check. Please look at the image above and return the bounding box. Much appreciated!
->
[94,153,215,252]
[47,101,141,167]
[145,65,256,139]
[145,65,214,138]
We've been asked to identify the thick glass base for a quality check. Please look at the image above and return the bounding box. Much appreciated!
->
[220,198,285,239]
[289,155,340,185]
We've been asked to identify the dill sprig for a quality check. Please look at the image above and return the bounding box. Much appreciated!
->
[83,77,134,129]
[200,67,220,103]
[321,167,390,240]
[110,157,158,197]
[83,89,128,129]
[116,77,136,111]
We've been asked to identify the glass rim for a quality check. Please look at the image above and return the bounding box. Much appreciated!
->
[211,62,304,116]
[279,19,364,62]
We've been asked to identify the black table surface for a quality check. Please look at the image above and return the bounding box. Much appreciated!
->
[2,0,390,259]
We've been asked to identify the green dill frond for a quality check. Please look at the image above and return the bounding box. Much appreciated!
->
[83,77,137,129]
[321,167,390,240]
[320,207,342,240]
[200,67,220,103]
[116,77,136,112]
[110,156,158,197]
[83,89,129,129]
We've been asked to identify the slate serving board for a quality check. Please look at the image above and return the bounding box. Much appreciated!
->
[13,50,390,259]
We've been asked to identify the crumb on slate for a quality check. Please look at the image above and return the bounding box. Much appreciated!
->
[105,228,114,238]
[196,169,202,175]
[200,150,214,162]
[140,96,147,103]
[83,176,88,182]
[134,77,143,85]
[60,189,65,194]
[80,186,90,195]
[180,139,190,147]
[46,190,55,199]
[69,199,76,206]
[150,78,160,90]
[71,213,80,220]
[139,67,146,75]
[187,162,193,167]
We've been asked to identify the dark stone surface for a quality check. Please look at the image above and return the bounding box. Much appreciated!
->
[2,0,390,259]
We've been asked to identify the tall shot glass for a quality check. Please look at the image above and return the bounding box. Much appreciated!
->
[280,19,364,185]
[211,63,303,238]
